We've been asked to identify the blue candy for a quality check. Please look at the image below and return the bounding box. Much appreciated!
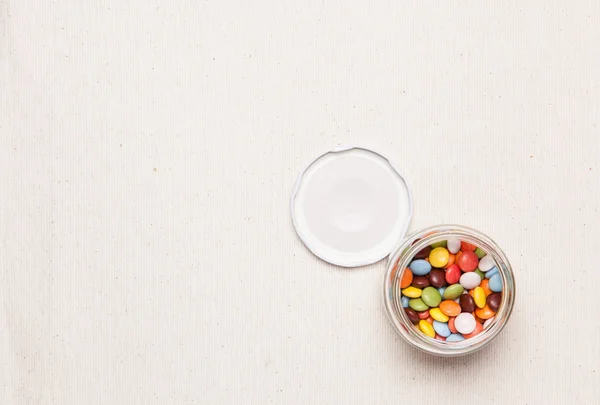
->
[409,259,432,276]
[401,296,410,308]
[485,266,499,279]
[489,273,503,292]
[433,320,451,337]
[446,333,465,342]
[438,286,446,297]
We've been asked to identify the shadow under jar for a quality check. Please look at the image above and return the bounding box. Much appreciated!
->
[383,225,516,357]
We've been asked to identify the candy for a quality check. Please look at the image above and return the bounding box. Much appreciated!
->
[459,272,481,290]
[433,320,451,337]
[429,269,447,288]
[478,255,495,271]
[443,284,464,300]
[411,276,430,288]
[401,286,422,298]
[459,294,476,313]
[445,264,461,284]
[485,267,499,279]
[429,247,450,268]
[463,322,483,339]
[487,292,502,311]
[446,333,465,342]
[400,268,413,288]
[399,238,508,343]
[419,320,436,338]
[457,251,478,272]
[414,245,431,260]
[489,273,503,292]
[430,307,449,322]
[405,308,420,324]
[421,287,442,307]
[475,305,495,320]
[461,241,477,252]
[448,317,458,333]
[444,253,456,269]
[483,317,495,329]
[409,298,429,311]
[430,240,447,249]
[480,279,492,296]
[473,287,486,309]
[439,300,461,317]
[447,239,461,254]
[410,260,431,276]
[454,313,476,334]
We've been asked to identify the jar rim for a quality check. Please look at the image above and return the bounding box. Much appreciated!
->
[383,224,515,357]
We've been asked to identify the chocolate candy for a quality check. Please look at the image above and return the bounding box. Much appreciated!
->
[405,307,420,324]
[487,292,502,312]
[429,269,447,288]
[411,276,431,289]
[459,294,476,313]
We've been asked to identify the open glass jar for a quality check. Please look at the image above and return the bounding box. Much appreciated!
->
[384,225,515,357]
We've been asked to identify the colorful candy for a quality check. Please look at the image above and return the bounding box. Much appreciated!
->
[399,238,504,343]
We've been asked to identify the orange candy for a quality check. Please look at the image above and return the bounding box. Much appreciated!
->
[474,314,485,324]
[480,279,492,296]
[439,300,461,317]
[444,253,456,269]
[448,317,458,334]
[400,268,413,288]
[426,316,434,325]
[475,305,496,320]
[463,322,483,339]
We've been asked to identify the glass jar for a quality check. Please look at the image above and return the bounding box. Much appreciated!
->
[383,225,516,357]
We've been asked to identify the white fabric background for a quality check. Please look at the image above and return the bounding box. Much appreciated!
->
[1,1,599,404]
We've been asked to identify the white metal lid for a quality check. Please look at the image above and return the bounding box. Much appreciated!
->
[291,146,412,267]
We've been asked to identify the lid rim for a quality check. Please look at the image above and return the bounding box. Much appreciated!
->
[290,146,413,268]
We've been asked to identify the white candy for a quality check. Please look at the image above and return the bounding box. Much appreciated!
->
[479,255,495,272]
[459,272,482,290]
[447,239,461,254]
[483,317,495,329]
[455,313,476,334]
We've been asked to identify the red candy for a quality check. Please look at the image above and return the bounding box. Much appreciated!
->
[463,321,484,339]
[461,241,477,252]
[445,264,461,284]
[457,251,478,272]
[435,334,447,341]
[418,310,430,320]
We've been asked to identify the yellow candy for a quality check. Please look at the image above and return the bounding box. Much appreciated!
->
[419,320,436,338]
[473,286,486,309]
[429,307,449,322]
[429,247,450,268]
[401,286,422,298]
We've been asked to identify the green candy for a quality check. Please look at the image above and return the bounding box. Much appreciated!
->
[408,298,429,312]
[474,269,485,280]
[430,240,447,249]
[475,247,486,259]
[421,286,442,307]
[443,284,465,300]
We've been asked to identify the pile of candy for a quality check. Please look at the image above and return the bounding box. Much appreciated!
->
[399,239,503,342]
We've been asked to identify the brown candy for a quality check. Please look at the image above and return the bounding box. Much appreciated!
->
[405,307,420,324]
[459,294,476,313]
[411,276,430,288]
[429,269,447,288]
[487,292,502,312]
[414,245,431,260]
